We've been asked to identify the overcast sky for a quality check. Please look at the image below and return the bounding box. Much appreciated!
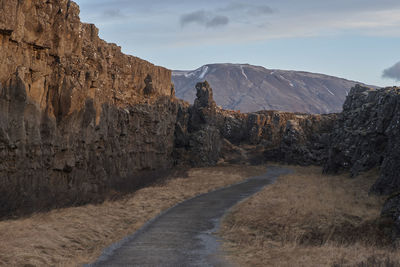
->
[74,0,400,86]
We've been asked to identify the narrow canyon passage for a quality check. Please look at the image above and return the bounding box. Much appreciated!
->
[89,166,291,267]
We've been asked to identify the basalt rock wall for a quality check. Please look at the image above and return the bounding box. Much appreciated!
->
[0,0,176,217]
[324,85,400,195]
[218,109,336,165]
[323,85,400,241]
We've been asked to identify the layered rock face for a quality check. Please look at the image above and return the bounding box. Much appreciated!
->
[0,0,176,216]
[0,0,172,116]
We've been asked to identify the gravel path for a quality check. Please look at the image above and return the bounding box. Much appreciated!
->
[89,166,291,267]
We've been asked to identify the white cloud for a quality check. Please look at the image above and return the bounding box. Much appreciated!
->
[170,6,400,47]
[74,0,400,48]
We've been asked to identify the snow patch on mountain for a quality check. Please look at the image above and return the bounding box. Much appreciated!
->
[323,85,335,96]
[173,66,210,80]
[240,65,248,80]
[199,66,209,79]
[172,63,371,114]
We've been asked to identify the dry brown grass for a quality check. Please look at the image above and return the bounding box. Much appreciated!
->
[219,165,400,267]
[0,164,266,267]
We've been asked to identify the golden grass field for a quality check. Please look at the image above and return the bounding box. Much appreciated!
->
[0,164,266,266]
[219,166,400,267]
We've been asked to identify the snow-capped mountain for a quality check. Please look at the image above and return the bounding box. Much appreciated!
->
[172,64,370,114]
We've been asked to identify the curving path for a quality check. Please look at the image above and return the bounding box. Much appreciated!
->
[89,166,291,267]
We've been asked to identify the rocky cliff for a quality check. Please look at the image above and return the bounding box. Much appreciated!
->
[0,0,176,217]
[323,85,400,241]
[324,85,400,195]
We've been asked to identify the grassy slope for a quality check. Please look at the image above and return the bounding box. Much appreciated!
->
[0,164,266,266]
[220,166,400,267]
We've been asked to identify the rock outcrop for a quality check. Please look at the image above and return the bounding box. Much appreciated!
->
[216,108,337,166]
[174,81,337,167]
[323,85,400,242]
[324,85,400,195]
[174,81,221,166]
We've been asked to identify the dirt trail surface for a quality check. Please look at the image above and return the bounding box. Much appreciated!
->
[89,166,291,267]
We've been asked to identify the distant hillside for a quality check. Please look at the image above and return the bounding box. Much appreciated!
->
[172,64,368,114]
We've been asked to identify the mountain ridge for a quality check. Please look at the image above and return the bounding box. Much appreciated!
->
[172,63,373,114]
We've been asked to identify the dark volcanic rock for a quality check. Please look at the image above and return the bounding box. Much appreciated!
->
[0,0,176,217]
[264,117,335,166]
[0,70,179,215]
[324,85,400,195]
[216,108,336,166]
[324,85,389,176]
[323,85,400,241]
[174,81,336,167]
[373,95,400,195]
[174,82,221,167]
[189,81,217,131]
